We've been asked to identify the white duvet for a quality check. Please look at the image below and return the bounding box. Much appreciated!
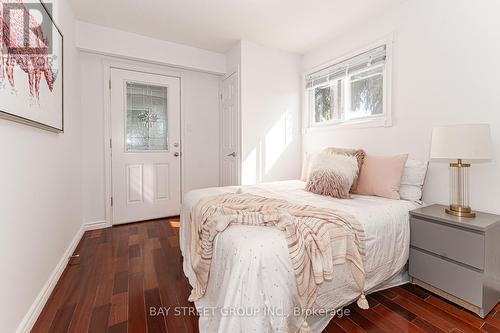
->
[180,180,420,333]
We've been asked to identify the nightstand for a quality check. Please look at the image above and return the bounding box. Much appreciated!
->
[409,204,500,318]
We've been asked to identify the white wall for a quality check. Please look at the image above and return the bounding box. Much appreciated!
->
[302,0,500,214]
[0,1,82,332]
[76,21,226,75]
[80,52,221,225]
[239,41,302,184]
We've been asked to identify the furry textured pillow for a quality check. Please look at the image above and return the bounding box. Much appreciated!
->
[322,147,365,192]
[305,153,358,199]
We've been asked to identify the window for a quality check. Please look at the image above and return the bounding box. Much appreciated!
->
[306,44,390,127]
[126,82,169,151]
[312,80,342,124]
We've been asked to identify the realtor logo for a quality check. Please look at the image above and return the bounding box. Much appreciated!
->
[0,1,59,99]
[1,1,54,55]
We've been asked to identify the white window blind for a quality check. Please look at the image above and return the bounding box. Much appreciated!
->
[305,45,386,90]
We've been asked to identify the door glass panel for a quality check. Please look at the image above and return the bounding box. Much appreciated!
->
[126,82,168,151]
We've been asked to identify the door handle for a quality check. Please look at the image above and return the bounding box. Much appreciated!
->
[227,152,237,157]
[174,152,180,157]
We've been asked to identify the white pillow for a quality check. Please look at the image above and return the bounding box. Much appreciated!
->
[399,159,428,203]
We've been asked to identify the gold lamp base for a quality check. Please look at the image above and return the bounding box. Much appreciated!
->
[445,205,476,218]
[446,159,476,218]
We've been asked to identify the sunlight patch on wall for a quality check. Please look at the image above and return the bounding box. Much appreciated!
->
[242,147,257,185]
[264,110,294,174]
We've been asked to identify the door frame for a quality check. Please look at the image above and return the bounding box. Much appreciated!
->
[219,66,242,186]
[103,60,184,226]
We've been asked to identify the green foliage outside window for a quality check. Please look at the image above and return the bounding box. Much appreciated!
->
[350,67,383,116]
[314,86,332,123]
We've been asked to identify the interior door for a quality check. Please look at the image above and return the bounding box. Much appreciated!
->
[220,71,241,186]
[110,68,181,224]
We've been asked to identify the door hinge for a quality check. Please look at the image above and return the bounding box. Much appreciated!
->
[220,93,223,100]
[109,139,112,149]
[111,197,113,207]
[109,79,111,90]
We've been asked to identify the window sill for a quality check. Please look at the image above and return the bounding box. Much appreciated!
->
[305,116,392,133]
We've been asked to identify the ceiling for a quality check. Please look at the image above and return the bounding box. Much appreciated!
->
[69,0,406,55]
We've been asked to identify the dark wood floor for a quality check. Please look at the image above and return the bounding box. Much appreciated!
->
[32,218,500,333]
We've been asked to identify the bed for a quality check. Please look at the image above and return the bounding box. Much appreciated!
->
[180,180,421,333]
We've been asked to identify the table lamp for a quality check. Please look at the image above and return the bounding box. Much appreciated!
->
[430,124,493,218]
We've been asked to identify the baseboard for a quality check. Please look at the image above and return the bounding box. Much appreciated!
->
[15,220,108,333]
[83,219,109,231]
[15,226,84,333]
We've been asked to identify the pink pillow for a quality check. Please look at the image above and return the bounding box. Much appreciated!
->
[354,154,408,200]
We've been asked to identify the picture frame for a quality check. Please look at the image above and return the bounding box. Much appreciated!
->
[0,0,64,132]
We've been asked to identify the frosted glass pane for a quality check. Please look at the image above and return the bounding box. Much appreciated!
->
[126,83,168,151]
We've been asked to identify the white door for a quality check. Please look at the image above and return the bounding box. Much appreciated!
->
[220,71,241,186]
[110,68,181,224]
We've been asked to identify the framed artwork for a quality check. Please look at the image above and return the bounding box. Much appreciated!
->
[0,0,64,132]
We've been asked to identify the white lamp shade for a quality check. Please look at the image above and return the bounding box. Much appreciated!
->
[430,124,493,161]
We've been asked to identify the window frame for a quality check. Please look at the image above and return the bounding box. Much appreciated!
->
[304,37,393,131]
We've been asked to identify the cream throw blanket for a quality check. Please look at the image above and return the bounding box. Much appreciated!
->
[188,190,368,333]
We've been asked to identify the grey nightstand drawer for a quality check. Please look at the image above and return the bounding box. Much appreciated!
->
[409,248,483,307]
[410,217,484,269]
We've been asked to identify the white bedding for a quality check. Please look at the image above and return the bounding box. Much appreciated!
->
[180,180,421,333]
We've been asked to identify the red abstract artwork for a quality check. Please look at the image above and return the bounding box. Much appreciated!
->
[0,0,58,99]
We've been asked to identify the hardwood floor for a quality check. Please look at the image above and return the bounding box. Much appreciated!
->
[32,217,500,333]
